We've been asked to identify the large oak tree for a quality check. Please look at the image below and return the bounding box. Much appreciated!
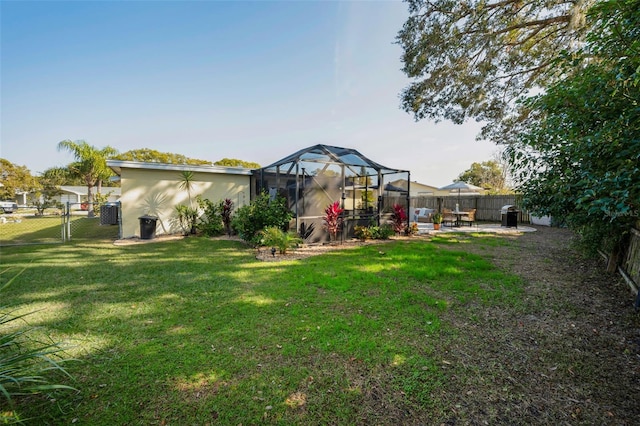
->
[397,0,592,140]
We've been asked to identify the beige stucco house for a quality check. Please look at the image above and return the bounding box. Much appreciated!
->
[107,160,252,238]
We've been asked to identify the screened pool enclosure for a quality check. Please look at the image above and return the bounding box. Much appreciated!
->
[255,144,410,242]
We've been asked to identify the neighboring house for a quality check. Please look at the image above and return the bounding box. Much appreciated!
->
[387,180,454,197]
[56,186,121,204]
[107,160,252,238]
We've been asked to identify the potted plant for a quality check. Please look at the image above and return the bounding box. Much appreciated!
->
[432,212,443,230]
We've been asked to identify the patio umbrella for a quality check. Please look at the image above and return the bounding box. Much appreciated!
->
[439,181,483,205]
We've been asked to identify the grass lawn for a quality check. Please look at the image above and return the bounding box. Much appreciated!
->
[0,215,119,245]
[2,236,523,424]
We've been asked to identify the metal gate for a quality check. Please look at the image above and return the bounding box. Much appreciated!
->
[62,202,122,242]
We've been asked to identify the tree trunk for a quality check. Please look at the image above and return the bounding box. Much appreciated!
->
[87,181,95,218]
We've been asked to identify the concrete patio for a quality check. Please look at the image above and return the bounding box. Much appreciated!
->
[414,222,537,235]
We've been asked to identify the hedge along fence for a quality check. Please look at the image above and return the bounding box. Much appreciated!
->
[383,194,531,223]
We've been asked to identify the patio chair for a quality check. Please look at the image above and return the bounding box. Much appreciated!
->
[442,208,456,227]
[460,209,476,227]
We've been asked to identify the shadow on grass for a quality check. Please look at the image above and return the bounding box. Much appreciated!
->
[0,237,523,425]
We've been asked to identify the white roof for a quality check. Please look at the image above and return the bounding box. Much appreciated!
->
[107,160,254,176]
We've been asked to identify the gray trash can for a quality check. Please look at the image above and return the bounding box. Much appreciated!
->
[139,215,158,239]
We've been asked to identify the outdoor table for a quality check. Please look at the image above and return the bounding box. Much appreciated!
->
[452,210,469,227]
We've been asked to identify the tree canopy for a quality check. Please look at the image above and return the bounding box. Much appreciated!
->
[458,160,509,194]
[0,159,39,200]
[214,158,261,169]
[507,0,639,259]
[113,148,212,165]
[57,140,118,213]
[40,166,85,186]
[397,0,592,139]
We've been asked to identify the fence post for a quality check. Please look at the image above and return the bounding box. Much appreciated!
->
[61,206,66,242]
[66,202,71,242]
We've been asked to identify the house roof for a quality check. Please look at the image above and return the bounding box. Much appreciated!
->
[106,160,254,176]
[60,186,121,196]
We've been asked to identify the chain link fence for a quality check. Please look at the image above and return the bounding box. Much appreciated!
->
[0,202,121,247]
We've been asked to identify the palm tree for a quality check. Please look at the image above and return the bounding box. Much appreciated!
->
[178,170,195,208]
[57,140,118,216]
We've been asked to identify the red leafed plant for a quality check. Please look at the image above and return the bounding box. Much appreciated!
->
[391,204,408,235]
[323,201,345,241]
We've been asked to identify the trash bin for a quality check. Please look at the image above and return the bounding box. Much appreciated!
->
[500,205,519,228]
[100,203,119,225]
[139,215,158,239]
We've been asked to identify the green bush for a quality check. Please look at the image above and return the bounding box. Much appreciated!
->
[260,226,302,254]
[354,224,395,241]
[371,224,395,240]
[232,191,293,245]
[175,204,199,235]
[196,196,225,237]
[354,225,372,241]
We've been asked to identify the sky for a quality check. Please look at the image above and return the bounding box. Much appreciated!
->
[1,0,497,188]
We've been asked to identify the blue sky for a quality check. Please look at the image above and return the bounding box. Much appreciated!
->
[1,0,496,187]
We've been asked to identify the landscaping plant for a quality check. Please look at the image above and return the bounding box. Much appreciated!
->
[175,204,199,235]
[371,223,394,239]
[195,196,225,236]
[1,269,75,423]
[219,198,234,236]
[353,225,372,241]
[323,201,344,241]
[232,191,292,245]
[259,226,302,254]
[391,203,408,235]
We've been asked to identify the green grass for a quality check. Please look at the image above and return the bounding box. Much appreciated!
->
[0,215,118,245]
[0,237,522,424]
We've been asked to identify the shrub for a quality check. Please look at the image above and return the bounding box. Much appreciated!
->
[354,225,373,241]
[391,204,408,234]
[371,224,395,240]
[407,222,419,236]
[260,226,302,254]
[232,191,293,245]
[299,222,315,241]
[175,205,199,235]
[219,198,234,236]
[323,201,344,241]
[195,196,234,237]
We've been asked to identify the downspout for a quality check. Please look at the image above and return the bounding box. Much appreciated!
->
[406,172,411,234]
[295,163,299,232]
